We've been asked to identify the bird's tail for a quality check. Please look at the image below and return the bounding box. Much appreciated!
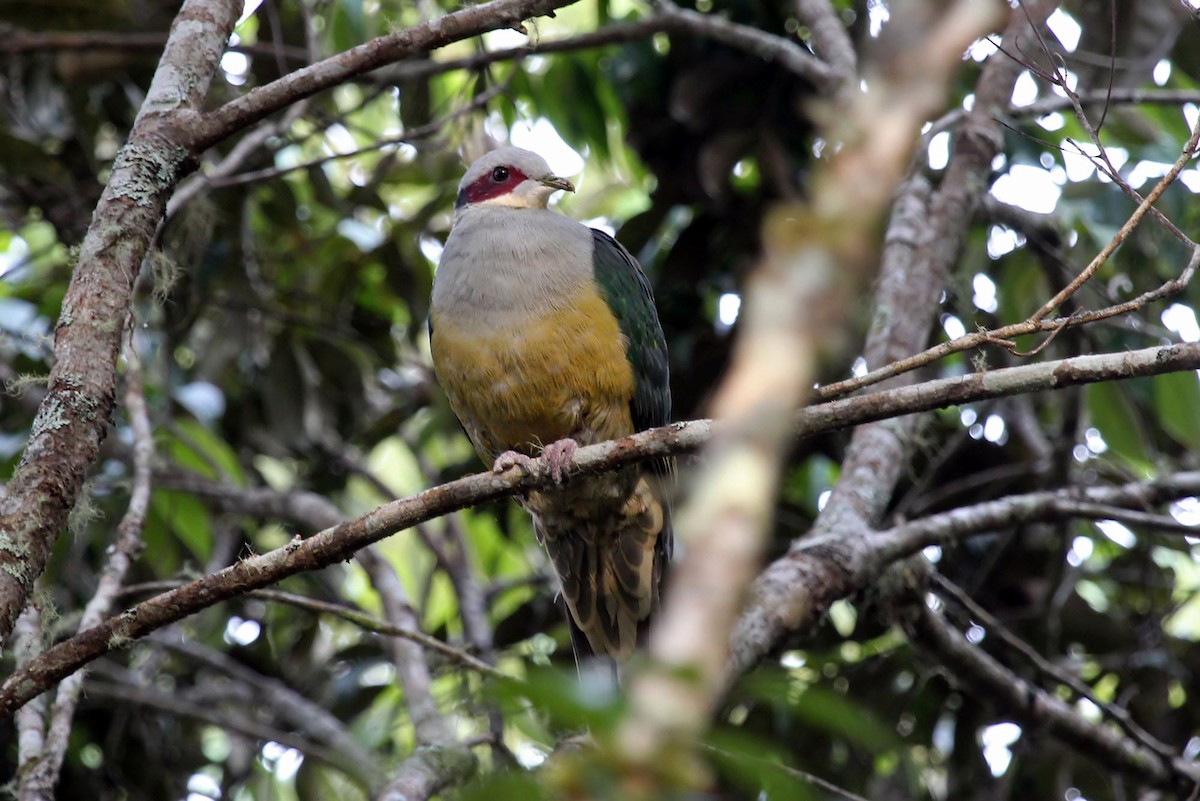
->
[540,471,672,661]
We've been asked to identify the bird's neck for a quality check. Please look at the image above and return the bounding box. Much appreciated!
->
[434,205,594,319]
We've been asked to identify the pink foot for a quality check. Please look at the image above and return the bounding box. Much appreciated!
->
[541,438,578,484]
[493,450,537,475]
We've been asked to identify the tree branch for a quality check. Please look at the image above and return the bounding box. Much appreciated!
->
[20,336,156,798]
[903,599,1200,793]
[930,574,1179,764]
[794,0,856,90]
[652,0,838,90]
[868,471,1200,564]
[371,19,672,83]
[618,0,1006,763]
[0,27,310,62]
[730,0,1050,674]
[1,341,1197,717]
[375,745,478,801]
[0,0,241,645]
[13,598,47,799]
[188,0,583,150]
[151,635,385,787]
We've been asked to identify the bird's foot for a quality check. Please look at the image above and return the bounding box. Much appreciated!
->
[493,450,538,475]
[491,439,577,484]
[540,438,578,485]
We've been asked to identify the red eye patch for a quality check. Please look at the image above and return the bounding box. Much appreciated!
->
[457,165,530,207]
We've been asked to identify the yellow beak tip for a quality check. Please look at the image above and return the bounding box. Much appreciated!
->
[544,176,576,193]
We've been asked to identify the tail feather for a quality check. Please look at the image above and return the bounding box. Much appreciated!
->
[538,472,671,660]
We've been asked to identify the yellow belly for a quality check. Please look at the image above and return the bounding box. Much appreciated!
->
[431,286,636,462]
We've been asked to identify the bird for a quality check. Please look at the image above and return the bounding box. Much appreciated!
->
[429,146,672,660]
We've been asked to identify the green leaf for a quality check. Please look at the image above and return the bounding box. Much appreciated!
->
[456,770,548,801]
[488,668,624,734]
[1153,369,1200,450]
[792,685,898,753]
[737,669,898,753]
[295,762,369,801]
[150,489,214,563]
[1086,381,1152,471]
[706,730,821,801]
[165,418,246,485]
[327,0,366,53]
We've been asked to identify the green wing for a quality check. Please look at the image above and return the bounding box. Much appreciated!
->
[589,228,671,434]
[588,228,674,653]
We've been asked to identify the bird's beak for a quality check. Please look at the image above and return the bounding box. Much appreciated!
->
[540,175,576,193]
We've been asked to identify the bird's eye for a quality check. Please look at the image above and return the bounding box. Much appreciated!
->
[491,166,509,182]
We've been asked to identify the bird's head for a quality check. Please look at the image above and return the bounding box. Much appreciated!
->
[454,147,576,212]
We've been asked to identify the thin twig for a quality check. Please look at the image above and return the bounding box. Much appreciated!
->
[29,333,156,796]
[652,0,838,90]
[1027,83,1200,322]
[1054,501,1200,535]
[256,588,508,680]
[931,574,1179,763]
[14,598,47,800]
[814,245,1200,401]
[904,600,1198,792]
[207,82,509,188]
[701,742,871,801]
[121,581,508,681]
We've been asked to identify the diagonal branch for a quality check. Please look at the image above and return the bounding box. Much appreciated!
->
[730,0,1056,676]
[617,0,1008,764]
[1030,115,1200,322]
[903,599,1200,793]
[930,574,1178,763]
[375,745,478,801]
[0,341,1197,718]
[151,635,385,787]
[814,244,1200,401]
[652,0,838,89]
[120,581,506,677]
[0,0,241,646]
[794,0,856,89]
[20,335,157,799]
[189,0,583,150]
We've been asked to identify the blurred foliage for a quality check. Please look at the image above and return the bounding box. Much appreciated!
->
[2,0,1200,799]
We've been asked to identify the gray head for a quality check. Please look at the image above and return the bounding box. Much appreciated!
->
[455,147,576,211]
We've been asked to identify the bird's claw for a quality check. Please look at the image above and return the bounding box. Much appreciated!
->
[493,450,537,475]
[541,438,578,485]
[492,439,577,485]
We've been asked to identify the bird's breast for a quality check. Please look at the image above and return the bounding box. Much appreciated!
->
[430,282,636,461]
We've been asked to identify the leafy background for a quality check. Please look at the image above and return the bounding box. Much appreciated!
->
[2,0,1200,799]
